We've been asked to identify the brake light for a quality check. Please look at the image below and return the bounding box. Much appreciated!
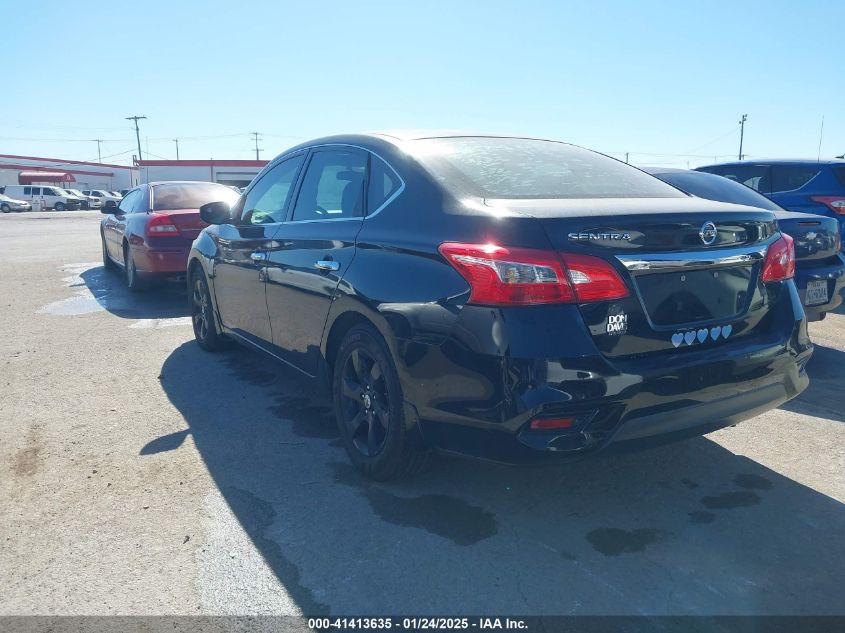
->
[761,234,795,282]
[146,213,179,236]
[810,196,845,215]
[438,243,629,305]
[530,417,575,430]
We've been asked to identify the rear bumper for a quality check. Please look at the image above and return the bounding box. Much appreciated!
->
[133,245,190,275]
[404,287,812,464]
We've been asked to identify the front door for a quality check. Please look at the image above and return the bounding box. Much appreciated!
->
[265,147,368,375]
[211,153,306,346]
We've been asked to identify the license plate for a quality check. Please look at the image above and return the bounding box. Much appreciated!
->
[805,280,828,306]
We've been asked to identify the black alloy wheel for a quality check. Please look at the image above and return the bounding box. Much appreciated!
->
[333,324,429,480]
[191,269,225,351]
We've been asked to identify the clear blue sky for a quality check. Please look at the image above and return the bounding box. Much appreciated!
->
[3,0,843,167]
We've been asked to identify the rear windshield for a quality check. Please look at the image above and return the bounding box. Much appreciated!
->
[409,137,684,199]
[152,183,240,211]
[654,170,781,211]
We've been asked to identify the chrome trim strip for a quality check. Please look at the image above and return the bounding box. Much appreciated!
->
[616,244,767,273]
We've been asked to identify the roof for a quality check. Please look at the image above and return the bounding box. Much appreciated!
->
[137,159,268,167]
[0,154,135,170]
[0,162,114,178]
[18,171,75,184]
[698,158,845,168]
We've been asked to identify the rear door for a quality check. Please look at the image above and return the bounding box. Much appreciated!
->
[103,189,139,261]
[212,153,306,345]
[264,147,368,375]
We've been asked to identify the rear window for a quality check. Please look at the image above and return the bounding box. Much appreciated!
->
[152,183,240,211]
[410,137,684,199]
[770,165,819,193]
[833,166,845,188]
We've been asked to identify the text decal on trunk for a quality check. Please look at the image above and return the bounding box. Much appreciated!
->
[671,324,733,347]
[568,232,632,242]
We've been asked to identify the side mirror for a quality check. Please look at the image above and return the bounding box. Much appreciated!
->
[200,201,232,225]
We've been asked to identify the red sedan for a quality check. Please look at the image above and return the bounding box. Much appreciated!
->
[101,181,240,290]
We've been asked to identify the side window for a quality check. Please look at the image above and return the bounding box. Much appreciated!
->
[23,187,31,195]
[707,165,771,194]
[367,154,401,214]
[770,166,819,193]
[241,154,306,225]
[132,188,148,213]
[291,149,367,221]
[32,187,41,195]
[118,189,139,213]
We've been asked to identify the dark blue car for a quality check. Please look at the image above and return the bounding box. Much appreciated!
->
[646,167,845,321]
[695,159,845,239]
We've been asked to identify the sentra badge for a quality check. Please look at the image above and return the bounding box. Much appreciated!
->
[568,232,632,242]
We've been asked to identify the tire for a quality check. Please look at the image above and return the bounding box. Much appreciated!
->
[124,244,144,292]
[102,233,116,271]
[54,202,65,211]
[190,268,226,352]
[1,204,9,213]
[333,324,430,480]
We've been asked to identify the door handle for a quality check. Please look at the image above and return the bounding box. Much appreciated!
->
[315,260,340,271]
[250,251,268,262]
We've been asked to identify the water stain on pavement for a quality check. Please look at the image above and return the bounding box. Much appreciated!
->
[586,528,664,556]
[269,395,338,439]
[688,511,716,524]
[330,462,498,546]
[733,473,773,490]
[700,491,761,510]
[224,486,329,615]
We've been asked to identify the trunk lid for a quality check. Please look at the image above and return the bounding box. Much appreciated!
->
[161,208,208,239]
[489,197,781,358]
[773,210,841,264]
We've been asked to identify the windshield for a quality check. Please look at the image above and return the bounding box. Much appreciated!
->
[151,182,240,211]
[655,170,781,211]
[409,137,685,199]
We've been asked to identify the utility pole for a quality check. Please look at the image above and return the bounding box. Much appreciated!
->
[251,132,263,160]
[738,114,747,160]
[92,139,103,163]
[625,152,629,164]
[173,138,180,160]
[126,115,147,162]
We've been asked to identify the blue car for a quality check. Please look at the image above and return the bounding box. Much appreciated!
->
[695,159,845,239]
[646,167,845,321]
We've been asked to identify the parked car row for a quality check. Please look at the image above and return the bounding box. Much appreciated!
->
[97,132,842,481]
[0,185,124,211]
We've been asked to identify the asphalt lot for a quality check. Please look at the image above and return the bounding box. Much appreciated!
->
[1,210,843,616]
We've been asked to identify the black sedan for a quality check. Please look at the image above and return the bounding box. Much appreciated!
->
[645,167,845,321]
[188,133,812,479]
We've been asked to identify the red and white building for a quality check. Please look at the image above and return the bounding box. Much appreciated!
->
[0,154,138,190]
[137,159,268,188]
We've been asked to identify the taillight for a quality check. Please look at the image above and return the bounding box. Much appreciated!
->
[810,196,845,215]
[438,242,629,306]
[146,213,179,237]
[761,234,795,282]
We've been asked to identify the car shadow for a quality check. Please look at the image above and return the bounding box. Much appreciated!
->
[151,341,845,615]
[76,265,189,320]
[779,344,845,423]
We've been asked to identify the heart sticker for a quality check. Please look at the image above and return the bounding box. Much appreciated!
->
[684,331,695,346]
[671,333,683,347]
[697,329,708,343]
[722,324,733,339]
[710,326,721,341]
